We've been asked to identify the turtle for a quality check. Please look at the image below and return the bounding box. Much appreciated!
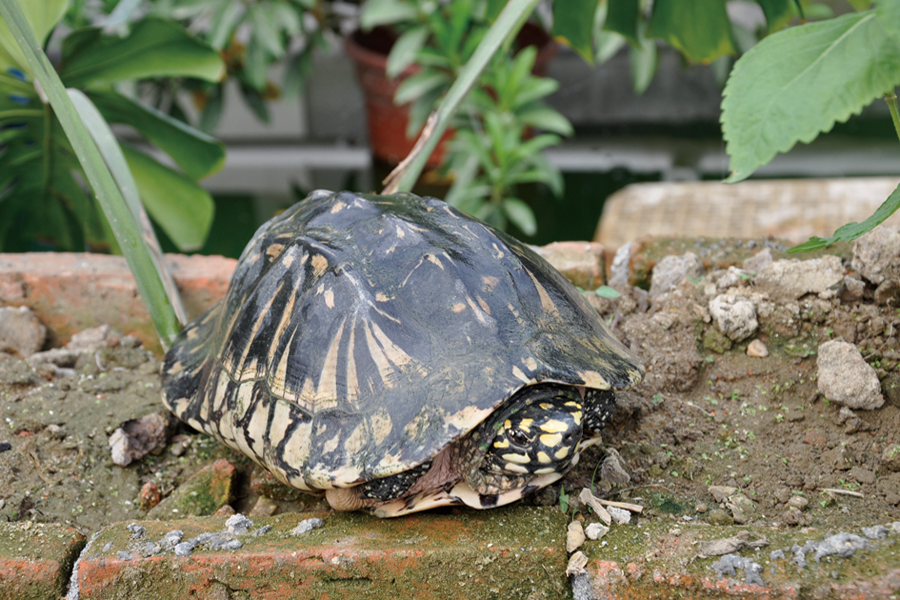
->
[161,190,644,517]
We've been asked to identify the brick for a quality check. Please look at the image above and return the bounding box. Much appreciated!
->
[0,252,236,354]
[532,241,606,290]
[584,521,900,599]
[0,521,85,600]
[76,506,567,599]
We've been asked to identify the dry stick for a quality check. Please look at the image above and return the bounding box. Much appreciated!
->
[382,112,439,195]
[818,487,865,498]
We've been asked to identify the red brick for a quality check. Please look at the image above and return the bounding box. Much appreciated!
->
[0,521,85,600]
[0,252,236,354]
[76,507,567,599]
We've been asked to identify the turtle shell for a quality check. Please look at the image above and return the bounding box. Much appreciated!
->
[161,190,643,493]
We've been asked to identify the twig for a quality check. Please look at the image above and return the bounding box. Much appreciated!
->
[594,498,644,514]
[382,112,438,195]
[818,487,864,498]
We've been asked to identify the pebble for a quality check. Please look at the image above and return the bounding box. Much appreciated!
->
[249,495,279,517]
[584,522,609,540]
[600,449,631,485]
[46,424,67,439]
[607,506,631,525]
[138,481,162,511]
[708,485,737,503]
[742,248,773,273]
[290,518,324,536]
[160,530,183,549]
[852,225,900,284]
[787,496,809,511]
[566,551,588,576]
[566,521,586,553]
[746,339,768,357]
[108,412,171,467]
[126,524,145,540]
[0,305,47,358]
[816,340,884,410]
[862,525,888,540]
[225,514,254,535]
[709,294,758,342]
[174,542,194,557]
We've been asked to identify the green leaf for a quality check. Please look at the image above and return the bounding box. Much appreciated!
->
[517,105,574,135]
[512,77,559,107]
[630,32,658,95]
[646,0,737,63]
[553,0,597,62]
[755,0,795,33]
[0,0,68,72]
[722,11,900,183]
[208,0,244,50]
[60,18,225,87]
[248,4,285,59]
[360,0,418,30]
[596,285,622,299]
[788,183,900,253]
[604,0,641,45]
[394,70,451,105]
[387,26,429,78]
[122,145,215,252]
[88,90,225,180]
[502,197,537,235]
[243,37,269,91]
[877,0,900,42]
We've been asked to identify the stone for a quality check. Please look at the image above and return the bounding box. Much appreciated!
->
[746,339,768,357]
[709,294,758,342]
[816,340,885,410]
[567,520,586,553]
[874,279,900,306]
[841,275,866,303]
[882,444,900,472]
[108,412,171,467]
[147,459,235,519]
[852,225,900,284]
[787,495,809,511]
[584,522,609,540]
[742,248,773,273]
[0,305,47,358]
[649,252,704,301]
[753,256,844,301]
[600,449,631,485]
[708,485,737,503]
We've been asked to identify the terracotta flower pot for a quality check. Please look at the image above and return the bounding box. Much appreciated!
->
[345,23,557,168]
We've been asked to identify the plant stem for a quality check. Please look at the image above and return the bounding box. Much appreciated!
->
[886,91,900,145]
[383,0,540,194]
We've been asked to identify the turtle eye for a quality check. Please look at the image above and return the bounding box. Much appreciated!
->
[508,428,530,447]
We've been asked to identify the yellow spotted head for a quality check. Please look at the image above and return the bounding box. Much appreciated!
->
[477,384,583,481]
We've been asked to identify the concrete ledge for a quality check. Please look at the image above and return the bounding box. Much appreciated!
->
[0,521,85,600]
[74,508,567,599]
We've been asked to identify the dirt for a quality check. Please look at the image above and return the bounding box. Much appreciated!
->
[1,256,900,541]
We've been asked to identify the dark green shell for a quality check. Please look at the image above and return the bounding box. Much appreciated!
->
[161,190,643,492]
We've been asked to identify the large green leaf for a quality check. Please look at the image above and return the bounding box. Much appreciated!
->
[755,0,795,33]
[722,11,900,182]
[646,0,736,63]
[553,0,597,62]
[88,90,225,180]
[603,0,640,45]
[60,18,225,87]
[122,145,215,252]
[0,0,68,72]
[877,0,900,42]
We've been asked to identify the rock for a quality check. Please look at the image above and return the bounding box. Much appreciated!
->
[787,495,809,511]
[608,242,635,286]
[852,225,900,284]
[138,481,162,511]
[147,459,235,519]
[708,485,737,503]
[742,248,773,273]
[707,509,734,526]
[600,449,631,485]
[746,339,768,357]
[566,551,589,577]
[816,340,885,410]
[726,494,756,524]
[109,411,171,467]
[882,444,900,472]
[225,514,254,535]
[709,294,758,342]
[290,517,324,536]
[566,520,586,553]
[649,252,704,301]
[841,276,866,303]
[714,266,751,291]
[753,256,844,301]
[607,506,631,524]
[782,507,804,527]
[249,495,279,517]
[584,522,609,540]
[874,279,900,306]
[0,306,47,358]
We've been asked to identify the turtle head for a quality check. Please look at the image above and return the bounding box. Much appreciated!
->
[461,384,584,495]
